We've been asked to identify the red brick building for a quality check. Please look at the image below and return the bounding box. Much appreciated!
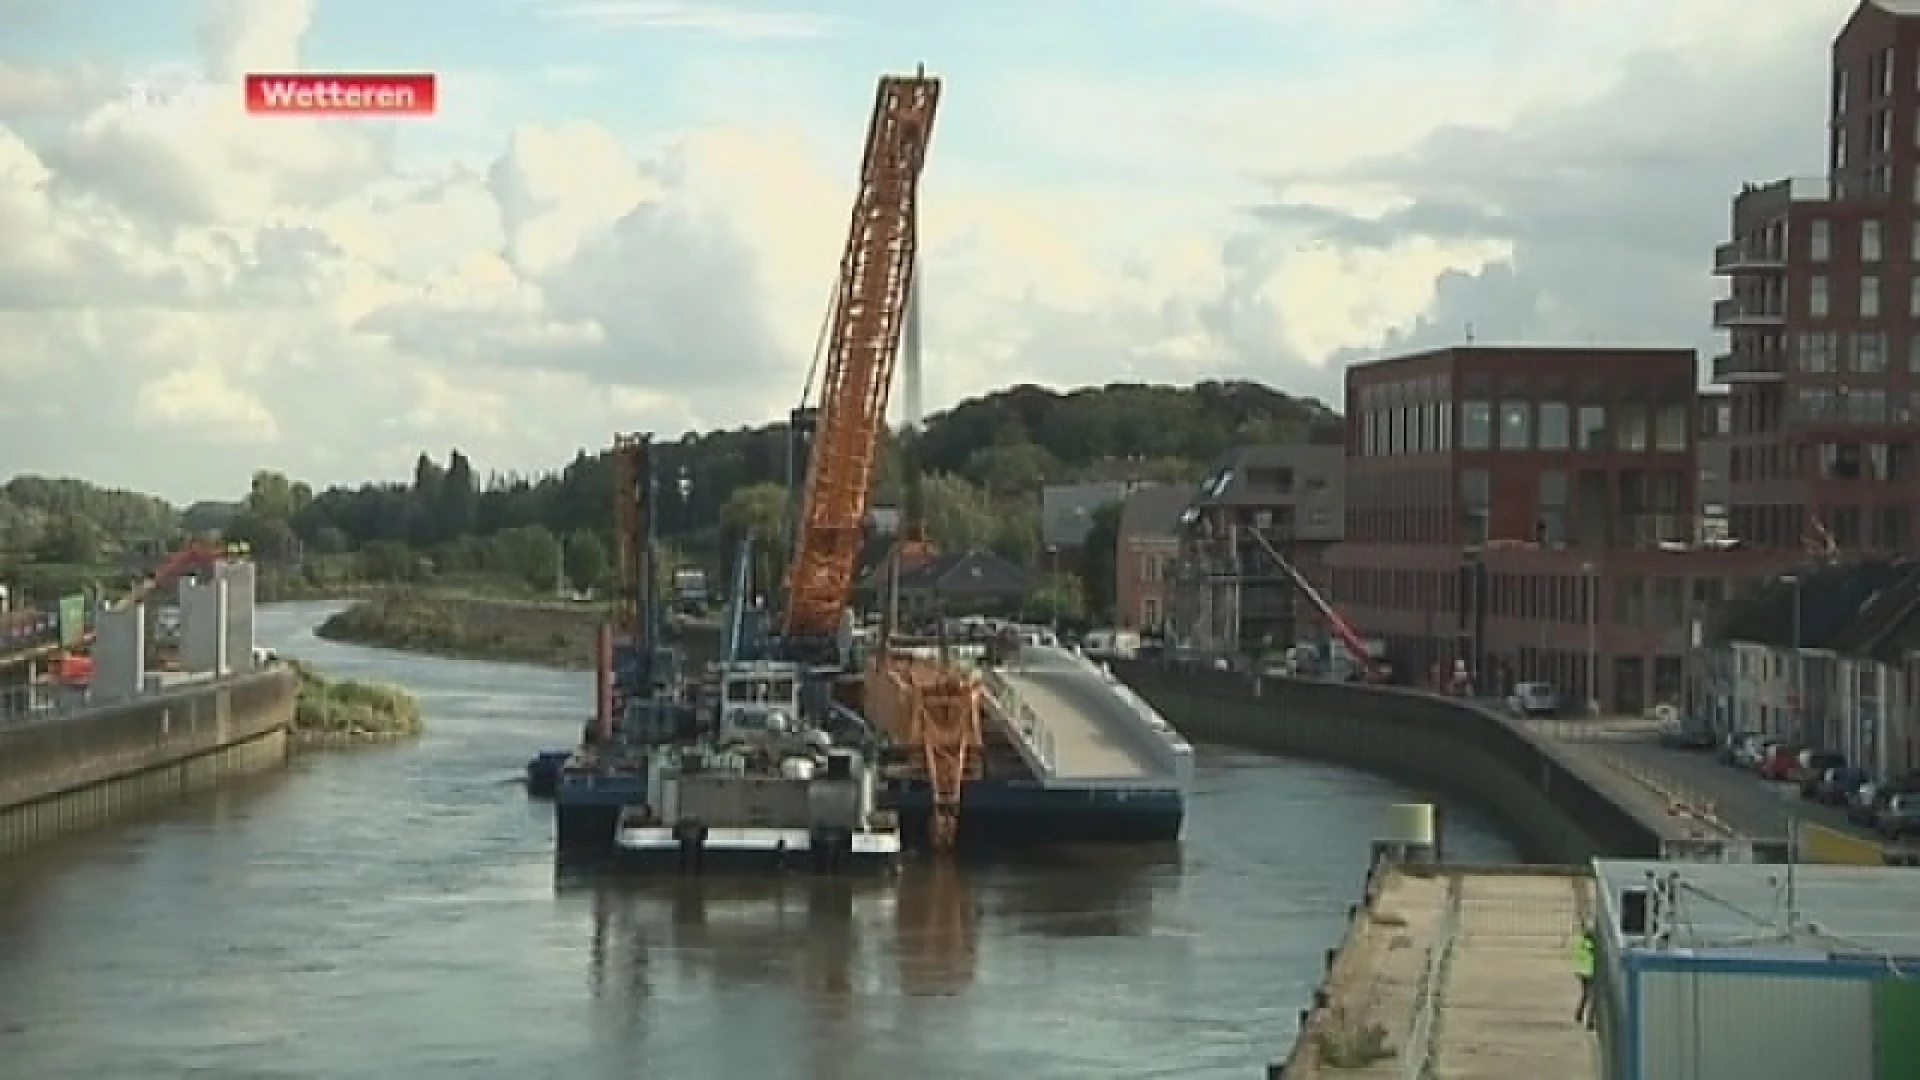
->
[1114,484,1189,632]
[1324,346,1784,713]
[1714,0,1920,555]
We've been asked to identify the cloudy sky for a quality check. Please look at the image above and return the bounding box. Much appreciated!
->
[0,0,1852,502]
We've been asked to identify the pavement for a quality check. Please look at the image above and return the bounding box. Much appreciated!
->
[1289,868,1598,1080]
[1520,716,1883,844]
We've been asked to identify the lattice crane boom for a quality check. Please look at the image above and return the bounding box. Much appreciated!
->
[781,70,940,647]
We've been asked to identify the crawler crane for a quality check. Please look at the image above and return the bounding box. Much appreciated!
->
[774,68,982,851]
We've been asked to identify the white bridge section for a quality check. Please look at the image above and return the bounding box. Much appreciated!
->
[979,645,1192,791]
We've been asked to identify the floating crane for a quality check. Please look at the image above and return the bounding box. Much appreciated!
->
[776,69,981,850]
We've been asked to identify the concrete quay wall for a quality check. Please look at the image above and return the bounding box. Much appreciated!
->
[0,668,296,855]
[1113,664,1667,863]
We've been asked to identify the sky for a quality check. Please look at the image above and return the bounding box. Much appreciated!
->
[0,0,1859,503]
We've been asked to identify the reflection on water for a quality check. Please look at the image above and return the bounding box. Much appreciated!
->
[0,603,1517,1080]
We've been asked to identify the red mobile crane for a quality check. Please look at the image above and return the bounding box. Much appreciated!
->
[1242,526,1384,682]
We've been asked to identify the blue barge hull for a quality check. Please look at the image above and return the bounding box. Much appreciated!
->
[554,772,646,853]
[886,781,1184,851]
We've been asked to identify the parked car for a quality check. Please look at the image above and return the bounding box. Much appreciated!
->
[1805,765,1867,805]
[1760,744,1801,781]
[1876,793,1920,841]
[1850,782,1890,827]
[1719,732,1760,767]
[1506,682,1559,717]
[1794,750,1846,786]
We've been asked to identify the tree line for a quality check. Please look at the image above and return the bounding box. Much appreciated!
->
[2,379,1336,615]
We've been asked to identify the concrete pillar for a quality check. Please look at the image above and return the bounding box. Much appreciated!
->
[92,605,146,701]
[219,561,256,669]
[180,576,229,674]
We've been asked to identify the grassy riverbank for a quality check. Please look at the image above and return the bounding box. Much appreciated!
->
[290,659,424,748]
[315,590,603,668]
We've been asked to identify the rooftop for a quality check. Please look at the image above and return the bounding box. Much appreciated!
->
[1116,483,1190,542]
[1715,560,1920,663]
[1593,859,1920,964]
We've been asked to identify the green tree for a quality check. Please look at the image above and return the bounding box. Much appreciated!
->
[487,525,562,592]
[565,530,610,592]
[1075,502,1122,622]
[34,512,106,565]
[921,473,996,551]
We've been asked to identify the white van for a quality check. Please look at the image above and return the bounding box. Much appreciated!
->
[1082,628,1141,660]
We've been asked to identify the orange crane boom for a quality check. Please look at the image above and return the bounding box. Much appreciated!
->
[781,70,940,648]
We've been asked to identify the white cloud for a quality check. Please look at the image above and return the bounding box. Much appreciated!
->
[0,0,1862,501]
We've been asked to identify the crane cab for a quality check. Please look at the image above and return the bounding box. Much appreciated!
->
[716,660,807,748]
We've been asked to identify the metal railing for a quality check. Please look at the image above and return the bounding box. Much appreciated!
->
[1400,875,1465,1080]
[979,666,1055,771]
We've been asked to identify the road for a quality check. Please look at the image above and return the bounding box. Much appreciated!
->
[1541,725,1879,843]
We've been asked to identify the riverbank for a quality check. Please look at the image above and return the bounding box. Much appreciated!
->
[290,659,424,748]
[314,590,602,668]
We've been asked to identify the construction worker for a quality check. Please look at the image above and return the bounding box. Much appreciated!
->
[1571,924,1597,1028]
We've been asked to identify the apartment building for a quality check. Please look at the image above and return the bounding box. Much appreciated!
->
[1714,0,1920,555]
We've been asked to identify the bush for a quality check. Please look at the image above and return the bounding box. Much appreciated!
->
[289,658,423,737]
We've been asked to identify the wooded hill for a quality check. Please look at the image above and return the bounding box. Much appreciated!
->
[1,380,1336,614]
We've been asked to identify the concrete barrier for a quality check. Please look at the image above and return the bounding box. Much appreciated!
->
[0,668,295,855]
[1112,664,1667,863]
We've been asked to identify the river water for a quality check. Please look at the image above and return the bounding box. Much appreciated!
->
[0,602,1516,1079]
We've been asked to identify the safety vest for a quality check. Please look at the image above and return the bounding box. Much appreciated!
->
[1572,933,1595,977]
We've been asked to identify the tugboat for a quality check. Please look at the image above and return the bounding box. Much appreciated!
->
[552,433,693,856]
[612,656,900,874]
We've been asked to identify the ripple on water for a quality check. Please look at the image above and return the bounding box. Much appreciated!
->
[0,606,1518,1080]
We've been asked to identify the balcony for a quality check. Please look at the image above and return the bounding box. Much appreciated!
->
[1712,296,1784,327]
[1628,513,1692,549]
[1711,349,1786,383]
[1712,240,1787,275]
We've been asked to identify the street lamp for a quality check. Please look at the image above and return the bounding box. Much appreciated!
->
[1780,573,1803,742]
[1582,561,1599,717]
[1045,544,1060,634]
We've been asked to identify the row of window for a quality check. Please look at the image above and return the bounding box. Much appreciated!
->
[1359,401,1694,457]
[1729,503,1911,552]
[1800,217,1920,263]
[1788,330,1920,373]
[1328,566,1732,629]
[1804,272,1920,318]
[1790,387,1920,426]
[1730,440,1917,484]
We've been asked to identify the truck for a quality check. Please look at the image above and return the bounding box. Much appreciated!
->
[671,566,709,616]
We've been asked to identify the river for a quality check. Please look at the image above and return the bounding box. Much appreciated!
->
[0,602,1516,1079]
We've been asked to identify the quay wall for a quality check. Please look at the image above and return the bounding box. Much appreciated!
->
[0,668,296,855]
[1112,663,1666,863]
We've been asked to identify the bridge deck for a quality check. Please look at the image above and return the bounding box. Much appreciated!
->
[995,651,1167,783]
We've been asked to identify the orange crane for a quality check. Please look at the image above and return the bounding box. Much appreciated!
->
[778,69,981,850]
[781,68,940,651]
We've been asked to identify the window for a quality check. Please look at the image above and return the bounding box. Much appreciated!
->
[1461,401,1492,449]
[1835,67,1848,115]
[1910,275,1920,317]
[1460,469,1490,544]
[1141,596,1160,628]
[1577,405,1607,450]
[1812,221,1831,262]
[1653,403,1688,451]
[1863,275,1882,318]
[1499,401,1531,449]
[1538,402,1570,450]
[1537,470,1568,547]
[1911,334,1920,372]
[1798,331,1838,372]
[1617,403,1649,451]
[1811,275,1830,316]
[1864,220,1883,262]
[1854,331,1888,372]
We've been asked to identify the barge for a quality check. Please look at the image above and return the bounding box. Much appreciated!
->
[613,658,901,875]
